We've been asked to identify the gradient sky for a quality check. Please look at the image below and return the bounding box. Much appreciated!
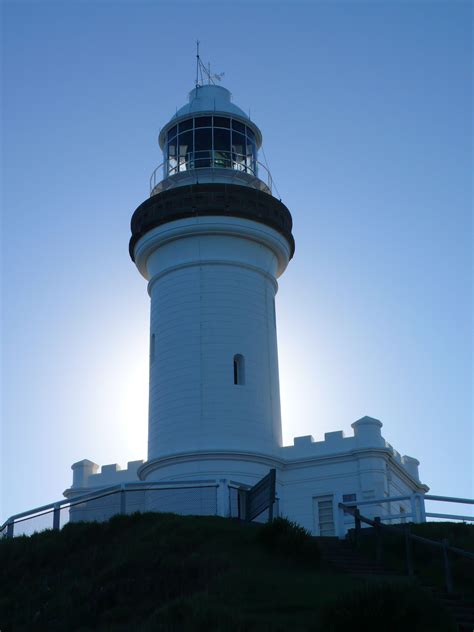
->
[1,1,472,523]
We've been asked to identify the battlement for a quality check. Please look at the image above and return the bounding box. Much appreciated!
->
[281,416,420,481]
[71,459,144,490]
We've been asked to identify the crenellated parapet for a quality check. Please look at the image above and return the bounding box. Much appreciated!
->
[281,416,420,481]
[70,459,144,492]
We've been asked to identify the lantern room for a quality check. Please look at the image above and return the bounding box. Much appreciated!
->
[150,85,273,196]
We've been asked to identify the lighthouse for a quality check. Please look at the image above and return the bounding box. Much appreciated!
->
[129,82,294,480]
[66,74,427,534]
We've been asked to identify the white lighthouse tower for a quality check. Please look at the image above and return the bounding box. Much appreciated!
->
[130,81,294,485]
[66,74,427,534]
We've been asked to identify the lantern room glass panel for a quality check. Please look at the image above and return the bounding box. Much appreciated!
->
[194,128,212,168]
[232,131,247,172]
[213,128,231,168]
[167,138,177,175]
[164,117,259,178]
[178,131,193,172]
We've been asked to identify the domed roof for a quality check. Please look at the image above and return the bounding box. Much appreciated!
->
[173,85,249,120]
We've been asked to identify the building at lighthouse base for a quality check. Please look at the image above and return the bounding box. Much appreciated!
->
[64,416,427,537]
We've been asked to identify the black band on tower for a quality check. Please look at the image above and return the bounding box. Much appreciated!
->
[129,183,295,261]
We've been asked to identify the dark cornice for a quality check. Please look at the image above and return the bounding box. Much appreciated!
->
[129,183,295,261]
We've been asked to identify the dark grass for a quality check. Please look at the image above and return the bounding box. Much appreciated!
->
[319,581,458,632]
[0,513,460,631]
[354,521,474,599]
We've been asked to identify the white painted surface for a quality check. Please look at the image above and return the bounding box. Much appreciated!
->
[133,216,291,461]
[66,418,427,535]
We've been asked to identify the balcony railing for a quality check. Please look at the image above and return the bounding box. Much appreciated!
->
[150,151,273,196]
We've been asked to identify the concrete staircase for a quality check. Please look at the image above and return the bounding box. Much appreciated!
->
[317,537,401,577]
[316,537,474,632]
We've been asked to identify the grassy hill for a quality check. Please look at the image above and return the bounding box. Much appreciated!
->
[0,512,464,631]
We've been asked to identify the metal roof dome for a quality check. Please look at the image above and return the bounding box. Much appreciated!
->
[174,85,249,119]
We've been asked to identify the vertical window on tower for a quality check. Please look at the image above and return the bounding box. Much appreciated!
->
[233,354,245,385]
[150,333,155,364]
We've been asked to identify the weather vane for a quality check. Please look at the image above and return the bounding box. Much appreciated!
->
[195,40,224,87]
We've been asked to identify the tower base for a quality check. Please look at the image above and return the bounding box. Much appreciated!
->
[64,417,427,536]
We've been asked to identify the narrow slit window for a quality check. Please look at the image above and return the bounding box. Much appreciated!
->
[233,354,245,385]
[150,333,155,364]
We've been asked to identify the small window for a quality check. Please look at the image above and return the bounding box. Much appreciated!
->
[167,125,177,139]
[233,354,245,385]
[150,333,155,364]
[343,494,356,504]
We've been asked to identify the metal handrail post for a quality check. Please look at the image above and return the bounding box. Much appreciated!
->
[53,504,61,531]
[417,493,426,522]
[354,508,361,547]
[405,524,414,576]
[120,486,126,516]
[374,517,383,563]
[337,503,346,539]
[6,521,14,538]
[217,479,230,518]
[442,538,454,594]
[410,494,419,523]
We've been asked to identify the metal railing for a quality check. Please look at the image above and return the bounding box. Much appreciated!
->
[149,151,273,196]
[336,493,474,538]
[0,481,221,539]
[339,502,474,594]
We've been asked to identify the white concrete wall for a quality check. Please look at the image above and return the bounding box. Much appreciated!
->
[133,216,292,461]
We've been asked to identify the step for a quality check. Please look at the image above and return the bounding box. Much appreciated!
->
[446,607,474,619]
[328,560,391,569]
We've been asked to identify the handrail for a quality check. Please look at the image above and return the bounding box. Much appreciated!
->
[0,481,220,538]
[149,151,273,195]
[424,495,474,505]
[1,484,123,525]
[345,494,416,506]
[337,493,474,528]
[339,502,474,594]
[339,497,474,594]
[339,503,474,560]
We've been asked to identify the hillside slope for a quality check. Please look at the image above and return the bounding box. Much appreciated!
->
[0,513,459,631]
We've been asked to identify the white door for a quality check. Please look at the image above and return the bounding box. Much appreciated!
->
[313,495,335,536]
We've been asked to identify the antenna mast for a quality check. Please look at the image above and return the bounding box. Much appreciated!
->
[195,40,200,88]
[194,43,224,87]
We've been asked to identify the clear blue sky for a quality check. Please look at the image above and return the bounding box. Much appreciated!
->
[1,1,472,522]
